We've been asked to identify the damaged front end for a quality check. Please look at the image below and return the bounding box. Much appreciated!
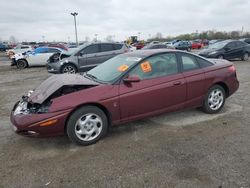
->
[13,91,51,116]
[11,74,100,137]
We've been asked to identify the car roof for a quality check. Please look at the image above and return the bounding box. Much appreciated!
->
[124,49,179,58]
[35,46,62,50]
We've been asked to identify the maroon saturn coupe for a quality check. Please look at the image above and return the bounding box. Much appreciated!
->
[10,49,239,145]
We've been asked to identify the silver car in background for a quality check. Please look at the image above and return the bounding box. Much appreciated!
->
[47,42,130,73]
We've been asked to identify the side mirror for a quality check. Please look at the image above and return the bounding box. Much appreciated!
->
[123,75,140,83]
[225,47,230,51]
[79,51,84,56]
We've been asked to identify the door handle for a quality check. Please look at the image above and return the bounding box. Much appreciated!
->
[173,81,182,86]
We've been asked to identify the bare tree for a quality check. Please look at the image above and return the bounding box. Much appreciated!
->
[9,36,18,44]
[105,35,114,42]
[155,32,163,39]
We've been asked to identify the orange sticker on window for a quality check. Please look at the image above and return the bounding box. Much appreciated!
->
[140,61,152,72]
[118,64,129,72]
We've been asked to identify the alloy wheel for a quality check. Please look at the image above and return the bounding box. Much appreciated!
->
[208,89,224,111]
[243,53,249,61]
[63,65,76,74]
[74,113,103,141]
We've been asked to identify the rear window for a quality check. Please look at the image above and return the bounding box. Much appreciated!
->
[100,44,113,52]
[113,44,123,50]
[196,57,213,68]
[181,55,199,71]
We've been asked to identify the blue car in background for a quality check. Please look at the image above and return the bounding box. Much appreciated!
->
[0,43,8,52]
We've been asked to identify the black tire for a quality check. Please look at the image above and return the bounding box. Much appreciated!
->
[187,47,191,52]
[241,52,249,61]
[61,63,77,74]
[217,55,224,59]
[202,85,226,114]
[66,106,108,146]
[16,59,28,69]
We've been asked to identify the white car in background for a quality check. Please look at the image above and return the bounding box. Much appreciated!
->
[127,44,137,51]
[6,45,33,58]
[12,47,63,69]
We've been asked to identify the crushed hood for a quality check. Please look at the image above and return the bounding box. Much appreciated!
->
[29,74,100,104]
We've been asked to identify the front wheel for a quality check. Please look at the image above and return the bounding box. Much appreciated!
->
[16,59,28,69]
[202,85,226,114]
[66,106,108,145]
[61,64,77,74]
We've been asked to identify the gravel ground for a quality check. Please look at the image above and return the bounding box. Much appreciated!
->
[0,52,249,188]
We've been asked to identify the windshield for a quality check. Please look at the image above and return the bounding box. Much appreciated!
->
[86,54,142,83]
[208,41,228,49]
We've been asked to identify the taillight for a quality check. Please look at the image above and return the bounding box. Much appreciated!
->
[228,65,237,78]
[228,65,236,72]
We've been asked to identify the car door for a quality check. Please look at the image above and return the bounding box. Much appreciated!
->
[234,41,246,58]
[78,44,101,71]
[224,41,239,59]
[119,53,186,121]
[178,53,205,108]
[99,43,117,62]
[28,48,49,66]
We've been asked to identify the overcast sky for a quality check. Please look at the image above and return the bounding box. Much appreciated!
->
[0,0,249,42]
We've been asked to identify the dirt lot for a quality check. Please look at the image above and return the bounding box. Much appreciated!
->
[0,52,249,188]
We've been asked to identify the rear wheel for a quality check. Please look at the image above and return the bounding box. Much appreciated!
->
[16,59,28,69]
[202,85,226,114]
[66,106,108,145]
[241,52,249,61]
[187,47,191,52]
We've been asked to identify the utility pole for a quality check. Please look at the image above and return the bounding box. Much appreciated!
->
[71,12,79,46]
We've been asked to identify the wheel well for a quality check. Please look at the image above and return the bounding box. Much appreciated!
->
[214,82,229,97]
[61,63,78,73]
[64,103,112,133]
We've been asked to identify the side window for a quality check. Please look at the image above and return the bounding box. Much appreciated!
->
[21,46,29,49]
[152,45,159,49]
[158,45,166,49]
[129,53,178,80]
[181,54,199,71]
[83,45,99,54]
[113,44,123,50]
[236,41,245,47]
[48,48,60,53]
[196,57,213,68]
[36,48,48,53]
[100,44,113,52]
[226,42,236,49]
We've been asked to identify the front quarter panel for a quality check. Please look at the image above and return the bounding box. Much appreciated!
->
[49,84,120,123]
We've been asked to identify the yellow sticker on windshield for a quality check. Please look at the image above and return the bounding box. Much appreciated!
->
[118,64,129,72]
[141,61,152,72]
